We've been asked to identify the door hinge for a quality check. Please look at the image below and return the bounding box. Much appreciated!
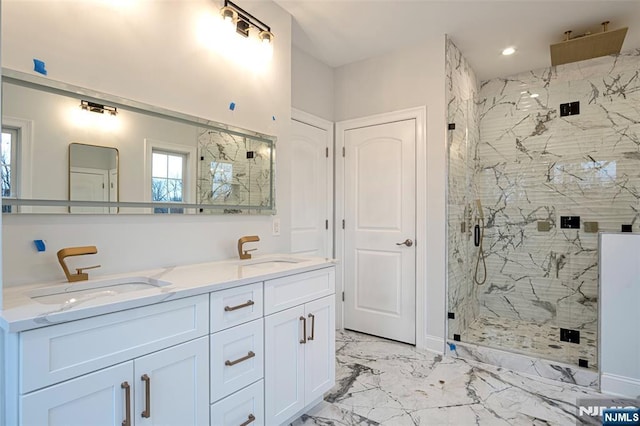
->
[342,291,344,302]
[342,146,345,157]
[325,219,329,230]
[342,219,345,229]
[326,147,329,158]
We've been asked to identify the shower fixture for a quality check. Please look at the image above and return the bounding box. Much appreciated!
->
[550,21,628,66]
[473,199,487,286]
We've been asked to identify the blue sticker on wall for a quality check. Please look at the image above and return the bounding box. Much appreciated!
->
[229,102,236,111]
[33,59,47,76]
[33,239,46,252]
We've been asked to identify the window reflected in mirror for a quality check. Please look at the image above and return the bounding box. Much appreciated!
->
[1,128,18,213]
[151,150,185,214]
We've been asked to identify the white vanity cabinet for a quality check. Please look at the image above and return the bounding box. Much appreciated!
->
[264,268,336,425]
[16,295,210,426]
[21,337,209,426]
[2,260,337,426]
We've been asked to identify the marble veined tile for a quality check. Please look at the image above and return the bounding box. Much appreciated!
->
[291,331,603,425]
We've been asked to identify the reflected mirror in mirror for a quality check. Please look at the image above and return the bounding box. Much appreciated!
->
[1,69,276,215]
[68,143,119,213]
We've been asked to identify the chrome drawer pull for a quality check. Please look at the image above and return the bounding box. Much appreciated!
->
[225,351,256,366]
[224,300,255,312]
[240,414,256,426]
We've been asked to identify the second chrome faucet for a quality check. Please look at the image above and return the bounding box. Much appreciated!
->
[238,236,260,260]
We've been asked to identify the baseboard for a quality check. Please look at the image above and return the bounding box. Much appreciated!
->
[422,334,445,354]
[601,373,640,398]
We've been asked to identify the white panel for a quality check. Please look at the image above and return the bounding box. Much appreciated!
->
[304,296,335,402]
[356,138,402,230]
[264,306,305,425]
[355,250,402,315]
[210,282,263,333]
[290,119,330,257]
[600,233,640,397]
[210,319,264,403]
[135,337,209,426]
[21,295,209,393]
[21,361,132,426]
[264,268,335,315]
[210,380,264,426]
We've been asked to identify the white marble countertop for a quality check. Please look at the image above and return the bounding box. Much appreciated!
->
[1,254,336,333]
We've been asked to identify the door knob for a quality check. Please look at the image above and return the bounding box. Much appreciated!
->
[396,239,413,247]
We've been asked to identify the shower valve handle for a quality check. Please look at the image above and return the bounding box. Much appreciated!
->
[396,239,413,247]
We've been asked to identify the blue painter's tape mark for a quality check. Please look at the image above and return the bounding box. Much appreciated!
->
[448,343,456,351]
[229,102,236,111]
[34,239,46,252]
[272,115,276,121]
[33,59,47,75]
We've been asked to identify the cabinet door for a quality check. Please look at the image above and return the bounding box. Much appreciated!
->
[264,305,306,425]
[304,295,336,403]
[21,362,133,426]
[135,337,209,426]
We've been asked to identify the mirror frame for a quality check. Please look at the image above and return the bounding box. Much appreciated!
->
[1,68,276,215]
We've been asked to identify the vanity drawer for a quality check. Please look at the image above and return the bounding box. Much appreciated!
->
[20,294,209,393]
[211,319,264,403]
[210,282,263,333]
[264,267,335,315]
[210,379,264,426]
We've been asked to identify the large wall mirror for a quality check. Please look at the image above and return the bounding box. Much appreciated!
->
[1,69,275,215]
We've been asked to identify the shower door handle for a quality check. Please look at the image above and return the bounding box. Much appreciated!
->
[396,239,413,247]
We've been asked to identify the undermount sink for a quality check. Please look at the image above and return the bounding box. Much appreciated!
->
[29,276,172,305]
[238,257,305,269]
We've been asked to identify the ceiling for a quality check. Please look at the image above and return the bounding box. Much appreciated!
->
[274,0,640,81]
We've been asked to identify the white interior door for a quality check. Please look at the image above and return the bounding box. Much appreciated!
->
[343,119,416,344]
[290,118,332,257]
[70,167,109,213]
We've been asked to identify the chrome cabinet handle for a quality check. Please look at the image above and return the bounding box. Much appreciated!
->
[121,381,131,426]
[307,313,315,341]
[141,374,151,418]
[299,316,307,344]
[225,351,256,366]
[396,239,413,247]
[224,300,255,312]
[240,414,256,426]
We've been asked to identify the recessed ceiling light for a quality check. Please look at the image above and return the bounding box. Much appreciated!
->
[502,47,516,56]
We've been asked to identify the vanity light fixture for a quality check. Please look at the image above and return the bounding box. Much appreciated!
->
[80,100,117,116]
[502,47,516,56]
[219,0,274,44]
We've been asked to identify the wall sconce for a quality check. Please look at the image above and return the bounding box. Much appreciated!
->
[80,100,117,116]
[219,0,274,45]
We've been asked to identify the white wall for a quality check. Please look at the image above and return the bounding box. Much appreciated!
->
[291,46,334,121]
[334,38,447,351]
[1,0,292,286]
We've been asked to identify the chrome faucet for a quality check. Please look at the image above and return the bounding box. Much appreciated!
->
[57,246,101,282]
[237,236,260,260]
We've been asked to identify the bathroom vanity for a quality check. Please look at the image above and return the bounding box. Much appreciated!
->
[0,255,336,426]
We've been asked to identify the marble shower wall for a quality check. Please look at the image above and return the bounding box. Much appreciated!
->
[476,51,640,336]
[446,37,480,338]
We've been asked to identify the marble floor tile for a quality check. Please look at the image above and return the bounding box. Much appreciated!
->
[291,330,605,425]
